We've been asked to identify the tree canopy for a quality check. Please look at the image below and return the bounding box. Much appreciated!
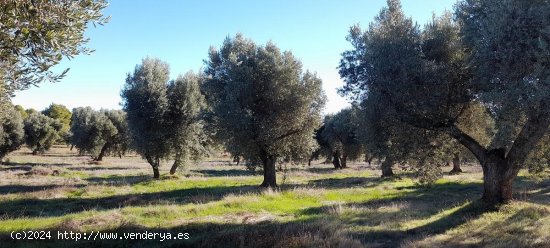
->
[122,58,209,178]
[202,34,326,187]
[320,106,363,169]
[0,0,109,96]
[70,107,129,161]
[0,105,24,160]
[42,103,72,143]
[23,112,62,154]
[339,0,549,205]
[166,72,210,174]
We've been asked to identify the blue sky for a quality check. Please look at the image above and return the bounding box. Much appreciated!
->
[12,0,457,114]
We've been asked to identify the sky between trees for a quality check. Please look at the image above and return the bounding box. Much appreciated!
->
[11,0,457,114]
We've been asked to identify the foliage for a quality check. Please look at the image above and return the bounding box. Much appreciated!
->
[122,58,209,177]
[23,112,62,154]
[14,105,27,119]
[526,132,549,174]
[320,106,363,168]
[166,72,210,172]
[121,58,171,174]
[70,107,129,160]
[25,108,38,116]
[102,109,131,159]
[339,0,549,203]
[42,103,72,143]
[202,34,326,186]
[0,105,25,160]
[0,0,109,95]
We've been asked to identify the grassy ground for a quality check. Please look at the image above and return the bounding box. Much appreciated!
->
[0,146,549,247]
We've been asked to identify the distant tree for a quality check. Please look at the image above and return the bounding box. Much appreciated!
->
[202,34,326,187]
[23,112,62,154]
[101,110,130,160]
[356,94,447,179]
[339,0,549,205]
[321,107,363,169]
[122,59,211,178]
[0,0,109,96]
[14,105,28,119]
[309,125,331,166]
[42,103,72,143]
[0,105,25,160]
[70,107,129,161]
[121,58,174,178]
[166,72,210,174]
[25,108,38,116]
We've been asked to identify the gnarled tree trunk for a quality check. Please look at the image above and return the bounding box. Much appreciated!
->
[447,107,549,207]
[341,154,348,168]
[381,157,394,177]
[481,151,515,205]
[146,155,161,179]
[170,154,182,175]
[332,151,342,169]
[260,155,277,188]
[95,143,110,161]
[449,152,462,174]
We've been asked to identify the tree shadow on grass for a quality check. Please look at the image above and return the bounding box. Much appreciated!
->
[0,161,72,167]
[0,184,85,194]
[303,167,342,174]
[308,176,384,189]
[85,175,152,186]
[298,181,485,247]
[0,184,261,219]
[191,169,258,177]
[68,166,136,172]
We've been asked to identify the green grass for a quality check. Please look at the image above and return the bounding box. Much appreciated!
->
[0,146,549,247]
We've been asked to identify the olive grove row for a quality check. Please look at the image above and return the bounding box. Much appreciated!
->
[0,0,548,207]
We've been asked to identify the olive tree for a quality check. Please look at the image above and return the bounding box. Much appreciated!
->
[70,107,129,161]
[202,34,326,187]
[340,0,549,205]
[14,105,28,119]
[356,93,448,179]
[23,112,62,154]
[0,0,108,96]
[42,103,72,144]
[0,105,25,160]
[121,58,171,178]
[166,72,210,174]
[122,58,209,178]
[101,110,130,160]
[320,106,363,169]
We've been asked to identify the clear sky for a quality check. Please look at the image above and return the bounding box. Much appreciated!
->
[12,0,457,114]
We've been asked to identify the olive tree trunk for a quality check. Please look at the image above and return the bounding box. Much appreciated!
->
[381,157,394,177]
[260,155,277,188]
[481,155,514,205]
[332,151,342,169]
[447,110,549,207]
[364,153,373,165]
[94,143,110,161]
[145,155,161,179]
[449,152,462,174]
[170,153,183,175]
[341,153,348,168]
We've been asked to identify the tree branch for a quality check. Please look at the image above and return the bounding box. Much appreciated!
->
[447,125,488,164]
[506,100,550,171]
[273,128,303,143]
